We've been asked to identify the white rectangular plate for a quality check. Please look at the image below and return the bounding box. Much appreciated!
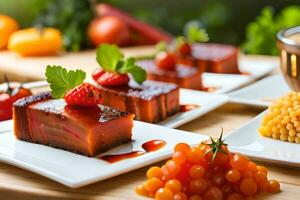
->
[225,111,300,167]
[160,89,228,128]
[204,55,279,94]
[0,120,208,188]
[228,75,290,107]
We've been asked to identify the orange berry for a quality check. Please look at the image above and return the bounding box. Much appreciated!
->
[189,178,208,195]
[240,178,258,196]
[173,151,186,164]
[144,177,164,193]
[267,180,280,193]
[211,173,225,187]
[242,170,253,179]
[166,160,181,176]
[203,186,223,200]
[155,187,174,200]
[147,166,163,179]
[221,183,233,196]
[230,154,250,171]
[247,161,257,173]
[165,179,182,193]
[187,147,205,164]
[135,184,149,197]
[174,192,188,200]
[256,166,268,175]
[254,171,267,189]
[174,143,191,155]
[225,169,241,183]
[189,164,205,178]
[189,195,203,200]
[227,193,244,200]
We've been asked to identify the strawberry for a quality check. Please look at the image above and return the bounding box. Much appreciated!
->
[96,72,129,86]
[64,83,102,106]
[155,51,176,71]
[92,68,105,82]
[178,42,191,55]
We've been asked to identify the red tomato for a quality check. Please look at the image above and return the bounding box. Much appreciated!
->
[88,16,130,47]
[203,186,223,200]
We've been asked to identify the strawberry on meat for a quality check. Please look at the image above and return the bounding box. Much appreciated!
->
[178,42,192,55]
[64,83,102,106]
[92,68,105,81]
[155,51,176,71]
[97,72,129,86]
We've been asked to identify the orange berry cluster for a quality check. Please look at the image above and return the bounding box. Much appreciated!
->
[259,92,300,143]
[136,142,280,200]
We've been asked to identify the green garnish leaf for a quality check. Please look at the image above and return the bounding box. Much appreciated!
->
[155,41,168,52]
[45,65,86,98]
[96,44,147,84]
[186,25,209,43]
[205,128,228,163]
[96,44,123,72]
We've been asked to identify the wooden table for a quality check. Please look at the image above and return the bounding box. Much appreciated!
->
[0,49,299,200]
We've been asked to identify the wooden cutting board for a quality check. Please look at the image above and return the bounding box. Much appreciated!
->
[0,46,156,82]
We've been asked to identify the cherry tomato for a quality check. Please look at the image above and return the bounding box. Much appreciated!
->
[189,195,203,200]
[166,160,181,176]
[174,192,188,200]
[0,15,19,49]
[155,51,176,71]
[144,177,164,193]
[221,183,233,196]
[88,16,130,47]
[173,151,186,164]
[176,162,192,185]
[174,143,191,155]
[230,154,250,171]
[203,186,223,200]
[189,164,205,179]
[187,147,205,164]
[247,161,257,173]
[147,166,163,180]
[225,169,241,183]
[165,179,182,193]
[189,178,208,195]
[253,171,267,189]
[155,187,174,200]
[211,173,225,187]
[256,166,268,175]
[207,145,230,166]
[240,178,257,196]
[227,193,244,200]
[267,180,280,193]
[135,184,148,197]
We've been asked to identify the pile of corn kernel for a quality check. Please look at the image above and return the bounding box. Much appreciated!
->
[259,92,300,143]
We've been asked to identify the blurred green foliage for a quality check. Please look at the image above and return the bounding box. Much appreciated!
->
[0,0,300,55]
[243,6,300,55]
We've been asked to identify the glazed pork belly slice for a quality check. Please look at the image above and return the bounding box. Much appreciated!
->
[192,43,240,74]
[13,93,134,156]
[97,80,179,123]
[137,60,202,90]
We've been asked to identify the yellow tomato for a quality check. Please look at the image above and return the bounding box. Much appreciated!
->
[8,27,62,56]
[0,15,19,49]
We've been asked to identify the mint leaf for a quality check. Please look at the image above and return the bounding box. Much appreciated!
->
[126,65,147,84]
[96,44,147,84]
[96,43,123,72]
[45,65,86,98]
[186,25,209,43]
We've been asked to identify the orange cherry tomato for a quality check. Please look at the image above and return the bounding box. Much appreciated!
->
[267,180,280,193]
[144,177,164,193]
[211,173,225,187]
[253,171,267,189]
[227,193,244,200]
[135,184,149,197]
[247,161,257,173]
[203,186,223,200]
[189,178,208,195]
[256,166,268,175]
[147,166,163,180]
[225,169,241,183]
[174,192,188,200]
[187,147,205,164]
[155,187,174,200]
[230,154,250,171]
[189,164,205,179]
[221,183,233,196]
[165,179,182,193]
[173,151,187,164]
[189,195,203,200]
[166,160,181,176]
[88,16,130,47]
[174,143,191,155]
[240,178,258,196]
[0,15,19,49]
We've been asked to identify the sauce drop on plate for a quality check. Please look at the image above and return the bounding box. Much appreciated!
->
[142,139,166,152]
[99,151,145,163]
[180,104,200,112]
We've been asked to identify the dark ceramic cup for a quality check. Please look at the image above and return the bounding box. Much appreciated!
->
[277,26,300,91]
